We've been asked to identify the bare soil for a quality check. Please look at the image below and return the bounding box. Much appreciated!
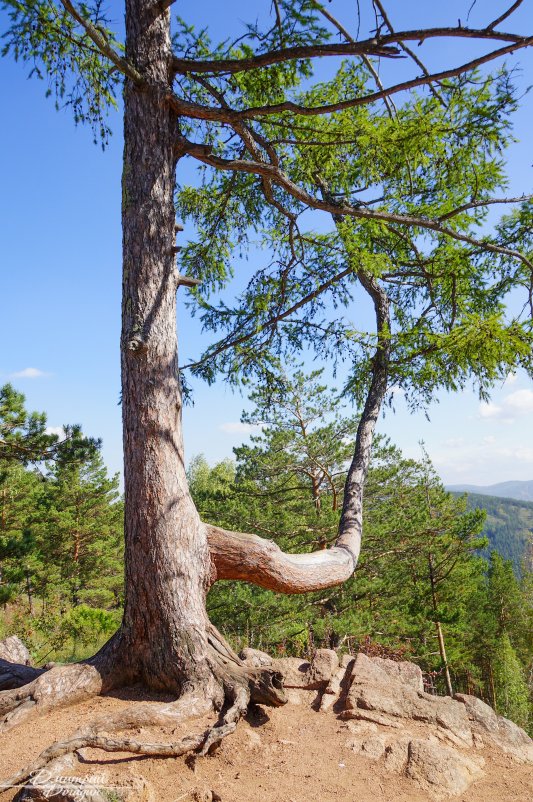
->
[0,688,531,802]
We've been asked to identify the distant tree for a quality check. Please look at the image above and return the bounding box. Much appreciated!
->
[0,384,97,611]
[34,451,123,610]
[0,384,98,466]
[492,632,530,729]
[0,462,42,609]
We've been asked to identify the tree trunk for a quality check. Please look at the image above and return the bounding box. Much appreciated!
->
[113,0,214,694]
[428,553,454,697]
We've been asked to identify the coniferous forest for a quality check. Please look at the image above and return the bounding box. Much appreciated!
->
[2,378,532,733]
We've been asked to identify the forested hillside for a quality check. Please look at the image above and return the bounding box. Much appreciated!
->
[452,492,533,574]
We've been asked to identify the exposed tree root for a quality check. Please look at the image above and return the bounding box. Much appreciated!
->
[1,683,254,793]
[198,685,250,757]
[0,659,44,692]
[0,626,286,795]
[0,663,105,734]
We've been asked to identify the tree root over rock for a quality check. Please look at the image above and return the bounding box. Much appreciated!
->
[0,627,286,795]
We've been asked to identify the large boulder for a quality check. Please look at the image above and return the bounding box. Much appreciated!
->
[266,649,339,690]
[344,653,473,746]
[0,636,43,691]
[0,636,32,665]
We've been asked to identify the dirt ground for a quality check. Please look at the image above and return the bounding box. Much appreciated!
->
[0,688,532,802]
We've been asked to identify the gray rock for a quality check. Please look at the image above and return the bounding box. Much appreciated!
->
[346,654,472,746]
[371,656,424,693]
[406,738,485,799]
[307,648,339,687]
[358,734,386,760]
[384,737,411,773]
[270,657,311,687]
[455,693,533,762]
[0,636,32,665]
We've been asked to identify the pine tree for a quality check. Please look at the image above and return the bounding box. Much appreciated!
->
[35,451,123,610]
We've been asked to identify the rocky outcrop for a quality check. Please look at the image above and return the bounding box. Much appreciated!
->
[344,653,473,746]
[265,649,533,800]
[406,738,485,799]
[455,693,533,762]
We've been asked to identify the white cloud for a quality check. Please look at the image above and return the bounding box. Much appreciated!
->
[442,437,465,448]
[9,367,50,379]
[479,401,503,419]
[504,372,518,385]
[482,435,496,445]
[478,387,533,423]
[494,446,533,463]
[45,426,65,439]
[504,389,533,413]
[219,421,264,435]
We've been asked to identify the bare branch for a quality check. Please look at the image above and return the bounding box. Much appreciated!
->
[315,1,397,117]
[372,0,445,105]
[488,1,525,30]
[438,194,533,221]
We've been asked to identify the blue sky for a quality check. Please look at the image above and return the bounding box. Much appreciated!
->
[1,0,532,486]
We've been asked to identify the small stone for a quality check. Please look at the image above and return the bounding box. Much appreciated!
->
[243,728,262,748]
[384,738,410,773]
[359,734,386,760]
[239,647,273,667]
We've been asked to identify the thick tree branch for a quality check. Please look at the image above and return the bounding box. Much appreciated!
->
[207,524,355,592]
[171,27,528,75]
[168,35,533,123]
[176,137,533,271]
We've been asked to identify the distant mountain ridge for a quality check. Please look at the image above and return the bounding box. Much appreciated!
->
[448,490,533,574]
[447,479,533,502]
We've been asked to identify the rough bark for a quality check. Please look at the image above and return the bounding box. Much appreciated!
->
[109,0,218,694]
